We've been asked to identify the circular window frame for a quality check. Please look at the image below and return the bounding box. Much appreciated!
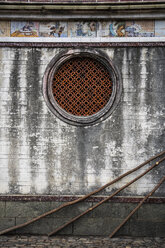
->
[43,49,122,126]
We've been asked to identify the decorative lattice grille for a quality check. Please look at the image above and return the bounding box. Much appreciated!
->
[52,57,113,116]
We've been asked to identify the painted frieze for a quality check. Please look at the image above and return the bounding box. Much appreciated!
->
[98,22,125,37]
[39,22,67,37]
[0,20,165,38]
[68,22,97,37]
[125,21,154,37]
[0,21,10,37]
[155,21,165,37]
[11,22,39,37]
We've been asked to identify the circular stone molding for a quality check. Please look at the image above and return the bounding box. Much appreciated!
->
[43,49,122,126]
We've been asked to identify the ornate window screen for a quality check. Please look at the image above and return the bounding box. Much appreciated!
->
[52,57,113,116]
[43,49,122,126]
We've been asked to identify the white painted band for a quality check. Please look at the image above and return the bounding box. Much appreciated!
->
[0,37,165,43]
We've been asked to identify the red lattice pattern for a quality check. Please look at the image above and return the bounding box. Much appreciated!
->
[52,57,113,116]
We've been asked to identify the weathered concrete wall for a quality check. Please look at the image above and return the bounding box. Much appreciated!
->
[0,47,164,196]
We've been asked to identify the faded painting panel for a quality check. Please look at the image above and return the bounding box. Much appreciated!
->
[68,22,97,37]
[155,21,165,37]
[125,21,154,37]
[98,22,125,37]
[11,22,39,37]
[39,22,68,37]
[0,22,10,37]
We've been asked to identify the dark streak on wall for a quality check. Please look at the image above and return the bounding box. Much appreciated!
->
[0,47,164,197]
[26,48,42,193]
[8,49,21,193]
[76,127,88,193]
[110,48,125,178]
[44,109,60,194]
[146,47,165,193]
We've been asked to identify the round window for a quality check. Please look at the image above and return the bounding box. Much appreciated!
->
[43,49,122,126]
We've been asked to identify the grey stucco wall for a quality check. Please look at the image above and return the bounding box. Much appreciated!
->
[0,47,164,196]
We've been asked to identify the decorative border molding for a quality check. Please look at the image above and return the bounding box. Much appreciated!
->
[1,37,165,43]
[1,1,165,21]
[1,0,165,3]
[0,195,164,203]
[0,37,165,48]
[0,42,165,47]
[1,13,165,21]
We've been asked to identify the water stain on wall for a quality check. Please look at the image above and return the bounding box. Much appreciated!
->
[1,47,164,196]
[145,47,165,195]
[26,48,43,193]
[8,49,21,193]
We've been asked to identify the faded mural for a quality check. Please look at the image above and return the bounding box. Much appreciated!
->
[0,21,10,37]
[125,21,154,37]
[0,20,164,37]
[98,22,125,37]
[68,22,97,37]
[155,20,165,37]
[11,22,39,37]
[39,22,67,37]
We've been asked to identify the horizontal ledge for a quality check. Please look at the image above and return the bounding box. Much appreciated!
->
[2,1,165,5]
[1,3,165,10]
[1,13,165,20]
[0,195,164,203]
[1,37,165,43]
[1,43,165,48]
[0,37,165,47]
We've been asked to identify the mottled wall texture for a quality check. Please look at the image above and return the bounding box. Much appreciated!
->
[0,47,164,196]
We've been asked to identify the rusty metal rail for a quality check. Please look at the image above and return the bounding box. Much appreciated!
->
[48,156,165,236]
[109,175,165,238]
[0,150,164,236]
